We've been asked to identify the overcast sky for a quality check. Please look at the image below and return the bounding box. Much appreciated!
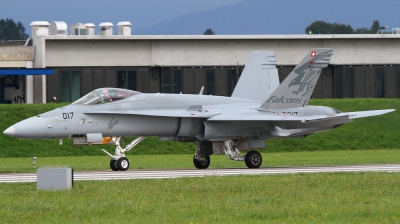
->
[1,0,399,35]
[0,0,243,33]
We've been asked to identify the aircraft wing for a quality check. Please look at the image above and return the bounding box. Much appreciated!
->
[84,109,221,118]
[338,109,395,119]
[207,113,352,129]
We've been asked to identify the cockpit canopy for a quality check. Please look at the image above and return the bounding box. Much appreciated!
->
[72,88,141,105]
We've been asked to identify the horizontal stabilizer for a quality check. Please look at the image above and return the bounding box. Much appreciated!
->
[339,109,395,119]
[85,109,221,118]
[274,114,352,129]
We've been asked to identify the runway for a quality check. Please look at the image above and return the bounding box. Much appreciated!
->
[1,164,400,183]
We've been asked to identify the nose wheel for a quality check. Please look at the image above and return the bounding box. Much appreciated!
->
[110,159,119,171]
[110,157,130,171]
[117,157,130,171]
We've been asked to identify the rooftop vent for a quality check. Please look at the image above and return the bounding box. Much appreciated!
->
[98,22,113,36]
[117,21,132,36]
[84,23,95,35]
[30,21,50,36]
[70,23,88,35]
[49,21,68,35]
[392,28,400,34]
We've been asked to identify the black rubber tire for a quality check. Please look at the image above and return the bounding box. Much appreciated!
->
[117,157,130,171]
[193,155,210,169]
[110,159,119,171]
[245,150,262,168]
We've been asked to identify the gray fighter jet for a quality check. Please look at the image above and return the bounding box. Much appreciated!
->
[3,49,395,171]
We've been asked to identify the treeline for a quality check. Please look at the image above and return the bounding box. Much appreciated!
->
[0,18,29,40]
[305,20,385,34]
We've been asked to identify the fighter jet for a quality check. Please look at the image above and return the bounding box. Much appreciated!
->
[3,48,395,171]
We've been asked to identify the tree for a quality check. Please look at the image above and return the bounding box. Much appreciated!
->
[370,20,380,34]
[354,27,371,34]
[203,28,215,35]
[0,18,29,40]
[305,21,354,34]
[306,20,386,35]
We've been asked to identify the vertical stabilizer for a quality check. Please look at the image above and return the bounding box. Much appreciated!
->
[231,51,280,101]
[259,48,333,111]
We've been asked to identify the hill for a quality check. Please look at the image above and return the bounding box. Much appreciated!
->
[133,0,399,35]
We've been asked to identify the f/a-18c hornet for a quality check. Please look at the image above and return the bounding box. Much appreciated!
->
[3,49,395,171]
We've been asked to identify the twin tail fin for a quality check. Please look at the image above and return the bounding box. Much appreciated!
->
[259,48,333,111]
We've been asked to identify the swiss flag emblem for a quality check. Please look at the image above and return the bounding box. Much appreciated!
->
[311,51,317,58]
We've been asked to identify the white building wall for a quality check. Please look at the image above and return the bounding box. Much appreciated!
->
[42,35,400,67]
[32,35,48,103]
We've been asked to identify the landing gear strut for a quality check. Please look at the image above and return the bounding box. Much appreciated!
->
[102,136,147,171]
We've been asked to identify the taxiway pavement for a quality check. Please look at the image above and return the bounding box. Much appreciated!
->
[1,164,400,183]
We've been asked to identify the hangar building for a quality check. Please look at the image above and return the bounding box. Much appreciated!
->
[1,20,400,104]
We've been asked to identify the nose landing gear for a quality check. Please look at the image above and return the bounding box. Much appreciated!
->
[102,136,146,171]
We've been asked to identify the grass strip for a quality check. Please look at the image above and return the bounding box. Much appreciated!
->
[1,149,400,173]
[0,172,399,223]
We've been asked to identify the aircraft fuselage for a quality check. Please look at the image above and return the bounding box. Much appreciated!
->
[8,93,339,141]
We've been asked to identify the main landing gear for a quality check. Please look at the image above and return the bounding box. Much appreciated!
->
[101,136,147,171]
[193,140,263,169]
[193,141,211,169]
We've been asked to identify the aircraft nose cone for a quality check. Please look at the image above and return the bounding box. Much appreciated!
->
[3,126,15,136]
[8,116,47,138]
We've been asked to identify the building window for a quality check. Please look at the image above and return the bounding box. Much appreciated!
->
[117,70,137,90]
[162,68,182,93]
[344,67,354,98]
[334,67,344,98]
[376,67,385,98]
[60,71,81,102]
[74,29,87,35]
[334,67,354,98]
[206,69,215,95]
[227,68,238,96]
[396,67,400,98]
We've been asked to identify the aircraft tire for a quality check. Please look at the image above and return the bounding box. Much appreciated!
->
[193,155,210,169]
[245,150,262,168]
[117,157,130,171]
[110,159,119,171]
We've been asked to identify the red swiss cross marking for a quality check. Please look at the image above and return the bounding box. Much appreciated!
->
[311,51,317,58]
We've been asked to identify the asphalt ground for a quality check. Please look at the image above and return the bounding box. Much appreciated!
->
[2,164,400,183]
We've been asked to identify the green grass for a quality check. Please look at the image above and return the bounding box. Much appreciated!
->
[1,172,400,223]
[1,149,400,173]
[2,100,399,223]
[0,99,399,157]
